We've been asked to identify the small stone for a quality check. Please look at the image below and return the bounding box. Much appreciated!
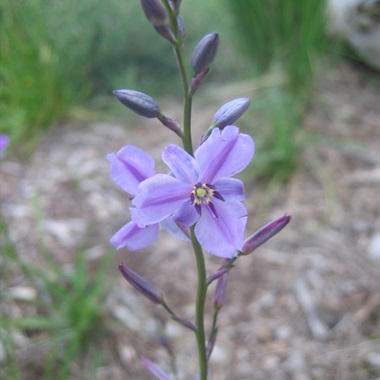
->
[6,286,37,301]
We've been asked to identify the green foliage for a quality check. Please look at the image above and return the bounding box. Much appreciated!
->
[225,0,327,179]
[226,0,327,97]
[245,87,300,181]
[0,218,113,379]
[0,0,175,152]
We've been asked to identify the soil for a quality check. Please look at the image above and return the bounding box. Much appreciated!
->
[1,61,379,380]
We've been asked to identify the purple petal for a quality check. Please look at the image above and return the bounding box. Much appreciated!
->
[131,174,192,226]
[195,125,254,184]
[161,219,190,242]
[0,134,10,152]
[195,200,247,258]
[107,145,155,195]
[110,221,159,250]
[141,357,173,380]
[172,200,199,226]
[213,178,245,202]
[162,144,199,184]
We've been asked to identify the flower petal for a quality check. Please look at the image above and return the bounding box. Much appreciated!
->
[162,144,199,184]
[172,200,199,226]
[195,200,247,258]
[131,174,192,226]
[110,220,159,250]
[195,125,254,183]
[107,145,155,195]
[213,178,245,201]
[161,219,190,242]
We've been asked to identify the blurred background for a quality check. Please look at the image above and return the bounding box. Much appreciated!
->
[1,0,379,379]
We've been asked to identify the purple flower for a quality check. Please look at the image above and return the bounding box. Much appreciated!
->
[131,125,254,258]
[107,145,188,250]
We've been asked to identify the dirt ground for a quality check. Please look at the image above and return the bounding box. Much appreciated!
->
[1,61,379,380]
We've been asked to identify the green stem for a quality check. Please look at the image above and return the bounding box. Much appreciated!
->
[161,0,193,155]
[162,3,206,377]
[190,226,208,380]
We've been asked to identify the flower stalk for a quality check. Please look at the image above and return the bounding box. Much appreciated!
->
[109,2,291,379]
[190,226,208,380]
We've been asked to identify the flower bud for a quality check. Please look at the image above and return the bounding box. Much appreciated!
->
[241,214,291,255]
[118,263,164,304]
[191,32,219,74]
[177,14,185,39]
[141,357,173,380]
[169,0,181,13]
[113,89,160,118]
[206,266,232,285]
[171,315,197,331]
[213,97,251,129]
[141,0,168,26]
[213,270,229,310]
[190,68,209,94]
[153,24,176,44]
[157,114,183,137]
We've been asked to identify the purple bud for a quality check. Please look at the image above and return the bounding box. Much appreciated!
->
[191,33,219,74]
[190,68,209,94]
[213,97,251,129]
[118,263,164,304]
[213,270,229,310]
[171,315,197,331]
[242,214,291,255]
[141,0,168,26]
[157,114,183,137]
[169,0,181,13]
[153,24,176,44]
[177,14,185,39]
[113,89,160,118]
[141,357,174,380]
[206,266,232,285]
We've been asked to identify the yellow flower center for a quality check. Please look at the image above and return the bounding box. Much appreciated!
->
[192,183,215,205]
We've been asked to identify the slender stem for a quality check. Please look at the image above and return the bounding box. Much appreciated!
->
[190,226,208,380]
[161,0,193,155]
[162,3,206,377]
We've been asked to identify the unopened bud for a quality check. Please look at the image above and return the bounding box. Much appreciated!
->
[141,0,168,26]
[242,214,291,255]
[213,97,251,129]
[177,14,185,39]
[191,33,219,74]
[157,114,183,137]
[169,0,181,13]
[190,68,209,94]
[113,89,160,118]
[207,266,232,285]
[213,270,229,310]
[118,263,164,304]
[141,357,173,380]
[153,24,176,44]
[171,315,197,331]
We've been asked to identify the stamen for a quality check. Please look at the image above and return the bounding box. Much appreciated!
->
[190,182,223,217]
[207,202,218,219]
[213,190,225,202]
